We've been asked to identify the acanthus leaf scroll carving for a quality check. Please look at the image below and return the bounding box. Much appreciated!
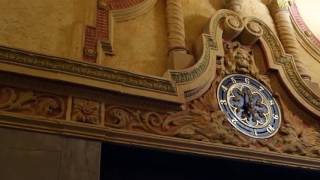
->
[0,86,66,119]
[105,81,251,147]
[105,75,320,158]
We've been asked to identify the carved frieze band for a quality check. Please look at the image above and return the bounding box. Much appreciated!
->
[0,86,67,119]
[1,80,320,169]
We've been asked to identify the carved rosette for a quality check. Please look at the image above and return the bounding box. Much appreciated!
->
[0,86,66,119]
[71,98,101,125]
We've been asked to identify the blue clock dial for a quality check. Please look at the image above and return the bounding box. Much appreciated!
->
[217,74,281,138]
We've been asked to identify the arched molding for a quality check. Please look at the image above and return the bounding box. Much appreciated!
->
[83,0,157,62]
[289,1,320,62]
[167,10,241,100]
[245,16,320,117]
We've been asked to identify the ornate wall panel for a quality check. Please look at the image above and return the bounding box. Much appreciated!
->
[0,3,320,171]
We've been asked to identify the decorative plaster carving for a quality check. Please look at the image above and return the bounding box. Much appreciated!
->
[239,19,264,46]
[221,41,259,78]
[105,78,320,158]
[0,8,320,170]
[268,0,311,81]
[105,81,249,147]
[0,86,66,119]
[72,98,101,125]
[222,14,244,41]
[0,8,319,117]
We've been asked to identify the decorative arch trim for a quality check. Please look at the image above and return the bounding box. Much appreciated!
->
[246,16,320,116]
[83,0,157,62]
[289,2,320,62]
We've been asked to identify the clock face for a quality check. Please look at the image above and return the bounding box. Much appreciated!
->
[217,74,281,138]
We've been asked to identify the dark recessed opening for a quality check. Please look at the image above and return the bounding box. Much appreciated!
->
[100,143,320,180]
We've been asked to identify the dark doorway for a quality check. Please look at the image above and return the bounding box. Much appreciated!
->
[100,143,320,180]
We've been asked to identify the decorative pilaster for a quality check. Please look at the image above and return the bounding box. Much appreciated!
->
[268,0,311,80]
[166,0,194,70]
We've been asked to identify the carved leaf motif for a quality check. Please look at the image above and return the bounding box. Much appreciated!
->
[105,78,320,158]
[0,86,66,119]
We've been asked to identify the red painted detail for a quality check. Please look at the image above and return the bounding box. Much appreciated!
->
[83,0,145,62]
[289,3,320,48]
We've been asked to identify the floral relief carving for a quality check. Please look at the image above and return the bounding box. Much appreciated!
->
[72,98,100,125]
[105,81,250,147]
[0,86,66,119]
[105,78,320,158]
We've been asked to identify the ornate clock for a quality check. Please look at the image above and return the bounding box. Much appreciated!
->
[217,74,281,138]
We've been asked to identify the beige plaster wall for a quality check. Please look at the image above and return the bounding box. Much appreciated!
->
[0,0,95,60]
[293,0,320,85]
[101,0,168,76]
[297,43,320,85]
[241,0,277,34]
[295,0,320,39]
[0,0,317,81]
[182,0,222,52]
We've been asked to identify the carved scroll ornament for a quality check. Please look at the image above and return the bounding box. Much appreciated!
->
[105,78,320,158]
[0,86,66,119]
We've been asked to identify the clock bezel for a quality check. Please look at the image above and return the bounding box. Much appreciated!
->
[217,74,282,139]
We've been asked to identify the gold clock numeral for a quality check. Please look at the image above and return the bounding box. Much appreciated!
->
[231,118,238,124]
[245,78,250,84]
[259,86,264,92]
[267,125,275,133]
[269,100,274,105]
[219,99,227,105]
[273,114,279,120]
[231,77,237,84]
[221,85,228,91]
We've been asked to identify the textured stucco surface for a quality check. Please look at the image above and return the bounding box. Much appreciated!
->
[297,42,320,85]
[0,0,96,60]
[102,0,168,76]
[0,0,318,81]
[182,0,221,52]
